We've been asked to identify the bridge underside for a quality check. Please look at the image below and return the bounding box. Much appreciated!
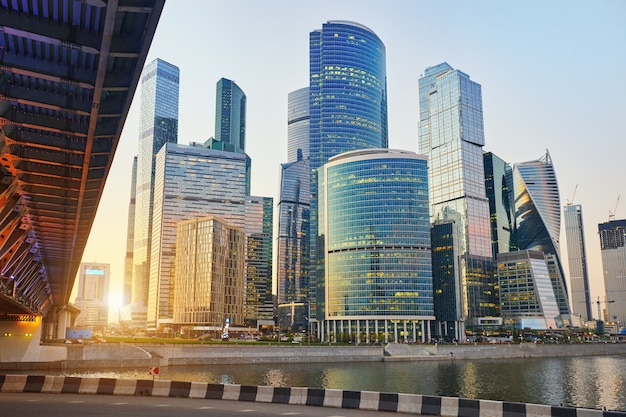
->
[0,0,165,318]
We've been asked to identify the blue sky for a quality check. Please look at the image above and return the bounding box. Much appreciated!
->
[81,1,626,319]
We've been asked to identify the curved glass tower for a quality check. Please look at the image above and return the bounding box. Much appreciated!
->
[309,21,389,320]
[513,150,570,315]
[214,78,246,153]
[318,149,432,343]
[287,87,310,163]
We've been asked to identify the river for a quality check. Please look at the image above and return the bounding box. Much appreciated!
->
[52,354,626,411]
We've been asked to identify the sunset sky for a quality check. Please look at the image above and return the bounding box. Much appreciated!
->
[76,1,626,320]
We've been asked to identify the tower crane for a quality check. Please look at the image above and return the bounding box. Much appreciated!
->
[608,195,620,222]
[566,183,578,205]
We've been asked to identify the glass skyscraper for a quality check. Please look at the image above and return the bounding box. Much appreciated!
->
[214,78,246,153]
[598,219,626,325]
[287,87,310,163]
[308,21,389,320]
[276,159,310,305]
[512,150,570,316]
[148,143,248,330]
[244,196,274,326]
[418,63,496,332]
[74,263,110,330]
[123,156,137,306]
[318,149,433,343]
[564,203,592,321]
[132,58,179,309]
[484,152,515,256]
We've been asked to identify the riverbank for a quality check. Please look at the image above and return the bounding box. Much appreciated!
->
[1,342,625,371]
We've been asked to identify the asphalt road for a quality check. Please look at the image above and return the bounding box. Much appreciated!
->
[0,392,405,417]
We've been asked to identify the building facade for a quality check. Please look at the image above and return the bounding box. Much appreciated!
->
[512,150,570,316]
[484,152,515,256]
[148,143,248,331]
[287,87,310,163]
[132,58,179,308]
[497,251,560,330]
[318,149,433,343]
[74,263,110,330]
[564,204,592,321]
[598,219,626,326]
[173,216,245,330]
[418,62,496,331]
[308,21,389,320]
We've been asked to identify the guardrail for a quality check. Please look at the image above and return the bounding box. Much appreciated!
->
[0,374,624,416]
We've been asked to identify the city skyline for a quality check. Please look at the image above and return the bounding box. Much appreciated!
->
[76,1,626,320]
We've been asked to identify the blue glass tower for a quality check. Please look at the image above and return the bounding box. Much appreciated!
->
[132,58,179,309]
[309,21,389,319]
[318,149,432,343]
[564,203,592,321]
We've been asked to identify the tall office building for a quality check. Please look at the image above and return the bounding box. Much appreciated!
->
[214,78,246,153]
[173,216,246,330]
[308,21,389,320]
[512,150,570,316]
[564,204,592,321]
[318,149,433,343]
[287,87,310,162]
[244,196,274,326]
[74,263,110,329]
[132,59,179,308]
[598,219,626,325]
[497,251,560,330]
[276,87,311,306]
[418,63,496,332]
[148,143,248,330]
[123,157,137,306]
[484,152,515,256]
[206,78,251,194]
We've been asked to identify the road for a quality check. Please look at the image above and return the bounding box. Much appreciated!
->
[0,392,405,417]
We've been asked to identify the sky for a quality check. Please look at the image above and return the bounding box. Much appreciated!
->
[76,1,626,321]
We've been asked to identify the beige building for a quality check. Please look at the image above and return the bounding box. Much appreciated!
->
[173,216,245,329]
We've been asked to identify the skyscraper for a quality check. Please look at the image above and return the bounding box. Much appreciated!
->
[276,87,311,306]
[308,21,389,319]
[244,196,274,326]
[484,152,515,256]
[132,58,179,308]
[564,203,592,321]
[598,219,626,325]
[418,63,496,332]
[123,156,137,306]
[148,143,248,330]
[318,149,432,343]
[206,78,251,194]
[512,150,570,316]
[214,78,246,153]
[74,263,110,329]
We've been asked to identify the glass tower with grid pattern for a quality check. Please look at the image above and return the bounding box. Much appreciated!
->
[598,219,626,326]
[564,203,592,321]
[308,21,389,322]
[418,63,497,335]
[318,149,433,343]
[132,58,179,310]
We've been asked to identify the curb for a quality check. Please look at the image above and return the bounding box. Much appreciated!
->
[0,375,624,416]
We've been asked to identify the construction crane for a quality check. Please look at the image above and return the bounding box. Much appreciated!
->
[566,183,578,205]
[608,195,621,221]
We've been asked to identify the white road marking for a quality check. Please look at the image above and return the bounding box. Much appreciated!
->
[197,406,214,409]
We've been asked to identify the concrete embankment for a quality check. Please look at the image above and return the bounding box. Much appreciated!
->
[2,342,626,371]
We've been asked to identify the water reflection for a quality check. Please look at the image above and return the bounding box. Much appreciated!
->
[54,355,626,411]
